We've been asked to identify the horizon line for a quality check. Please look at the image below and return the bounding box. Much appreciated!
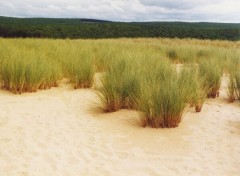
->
[1,15,240,24]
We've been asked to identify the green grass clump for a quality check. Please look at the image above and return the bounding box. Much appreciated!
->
[1,56,26,93]
[64,48,94,89]
[39,61,61,89]
[179,66,207,112]
[226,57,240,102]
[137,60,192,128]
[167,49,178,62]
[97,58,140,112]
[227,76,237,102]
[0,49,61,94]
[197,49,210,58]
[0,53,61,94]
[235,72,240,100]
[199,59,222,98]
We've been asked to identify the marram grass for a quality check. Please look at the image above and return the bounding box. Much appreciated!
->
[64,48,94,89]
[235,73,240,100]
[1,55,61,94]
[97,58,140,112]
[199,58,222,98]
[178,66,207,112]
[0,37,239,128]
[226,57,240,102]
[137,60,193,128]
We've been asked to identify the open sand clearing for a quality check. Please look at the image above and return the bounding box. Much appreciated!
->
[0,77,240,176]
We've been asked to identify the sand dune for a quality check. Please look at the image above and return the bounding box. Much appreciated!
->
[0,78,240,176]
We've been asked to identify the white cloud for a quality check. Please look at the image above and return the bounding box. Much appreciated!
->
[0,0,239,22]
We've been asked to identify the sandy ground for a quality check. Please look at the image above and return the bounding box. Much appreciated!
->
[0,76,240,176]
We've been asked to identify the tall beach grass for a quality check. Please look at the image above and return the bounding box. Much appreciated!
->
[63,47,95,88]
[0,51,61,94]
[0,37,238,128]
[97,57,140,112]
[199,58,223,98]
[137,60,195,128]
[226,57,240,102]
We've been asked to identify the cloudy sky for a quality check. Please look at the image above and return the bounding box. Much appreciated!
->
[0,0,239,23]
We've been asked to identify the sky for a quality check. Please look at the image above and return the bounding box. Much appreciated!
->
[0,0,239,23]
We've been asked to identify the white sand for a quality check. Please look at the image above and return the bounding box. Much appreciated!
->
[0,77,240,176]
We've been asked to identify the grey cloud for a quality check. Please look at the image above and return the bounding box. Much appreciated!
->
[0,0,239,23]
[140,0,197,10]
[139,0,219,10]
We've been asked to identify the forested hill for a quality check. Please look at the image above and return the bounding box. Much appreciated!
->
[0,16,239,40]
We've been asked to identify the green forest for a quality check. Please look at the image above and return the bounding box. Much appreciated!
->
[0,16,239,40]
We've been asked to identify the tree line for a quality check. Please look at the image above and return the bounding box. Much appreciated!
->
[0,16,239,40]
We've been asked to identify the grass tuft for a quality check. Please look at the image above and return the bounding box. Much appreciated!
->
[137,60,191,128]
[199,59,222,98]
[64,47,94,89]
[0,52,61,94]
[97,58,140,112]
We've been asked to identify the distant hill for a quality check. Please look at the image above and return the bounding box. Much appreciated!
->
[0,16,239,40]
